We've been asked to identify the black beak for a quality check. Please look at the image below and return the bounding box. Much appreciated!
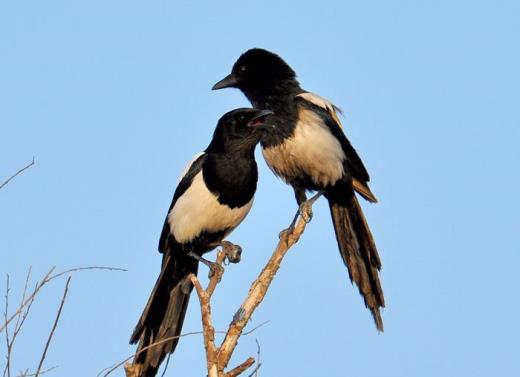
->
[212,73,239,90]
[247,109,274,128]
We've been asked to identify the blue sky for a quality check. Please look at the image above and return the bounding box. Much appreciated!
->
[1,1,519,376]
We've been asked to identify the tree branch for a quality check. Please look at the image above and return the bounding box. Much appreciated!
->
[0,266,126,334]
[0,158,35,191]
[34,276,71,377]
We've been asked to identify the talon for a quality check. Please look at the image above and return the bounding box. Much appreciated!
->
[300,202,313,223]
[221,241,242,264]
[208,263,224,281]
[278,227,293,239]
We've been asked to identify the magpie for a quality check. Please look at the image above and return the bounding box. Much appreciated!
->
[130,108,273,376]
[212,48,385,331]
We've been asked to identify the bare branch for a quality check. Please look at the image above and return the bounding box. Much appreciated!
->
[225,357,255,377]
[0,158,35,191]
[34,276,71,377]
[216,213,309,373]
[17,366,57,377]
[3,275,11,377]
[101,331,206,377]
[247,339,261,377]
[1,266,126,334]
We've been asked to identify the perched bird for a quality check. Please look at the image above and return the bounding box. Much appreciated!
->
[213,48,385,331]
[130,108,273,376]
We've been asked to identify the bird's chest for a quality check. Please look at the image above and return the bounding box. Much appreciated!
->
[168,172,253,244]
[262,116,346,189]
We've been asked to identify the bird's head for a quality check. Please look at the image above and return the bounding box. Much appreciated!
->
[212,48,297,96]
[208,108,274,154]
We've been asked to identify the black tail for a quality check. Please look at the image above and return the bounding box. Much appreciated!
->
[328,195,385,331]
[130,251,198,377]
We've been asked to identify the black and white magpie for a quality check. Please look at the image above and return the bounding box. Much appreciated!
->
[130,108,273,376]
[212,48,385,331]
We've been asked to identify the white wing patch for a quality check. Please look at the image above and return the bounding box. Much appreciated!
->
[262,107,345,187]
[296,92,343,128]
[168,171,254,244]
[177,152,205,183]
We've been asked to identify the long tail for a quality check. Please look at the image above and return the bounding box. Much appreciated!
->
[130,251,198,377]
[328,195,385,331]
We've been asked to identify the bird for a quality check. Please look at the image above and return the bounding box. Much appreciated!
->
[130,107,273,376]
[212,48,385,331]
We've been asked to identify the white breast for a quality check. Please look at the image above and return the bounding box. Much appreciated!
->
[262,108,346,187]
[168,171,254,244]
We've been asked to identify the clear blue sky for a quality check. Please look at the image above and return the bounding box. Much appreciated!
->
[1,1,519,376]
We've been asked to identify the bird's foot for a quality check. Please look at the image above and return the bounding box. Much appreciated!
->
[187,251,224,280]
[299,190,325,223]
[278,227,293,240]
[299,201,313,223]
[208,263,224,280]
[220,241,242,264]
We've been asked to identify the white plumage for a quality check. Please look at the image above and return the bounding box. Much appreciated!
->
[168,170,254,244]
[262,106,346,187]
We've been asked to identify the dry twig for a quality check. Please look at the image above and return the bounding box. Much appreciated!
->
[102,322,268,377]
[0,158,35,191]
[34,277,71,377]
[0,266,127,334]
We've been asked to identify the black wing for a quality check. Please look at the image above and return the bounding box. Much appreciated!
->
[158,153,207,253]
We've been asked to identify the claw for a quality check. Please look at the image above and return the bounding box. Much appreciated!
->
[188,251,224,280]
[278,227,293,239]
[220,241,242,264]
[299,201,313,223]
[208,263,224,281]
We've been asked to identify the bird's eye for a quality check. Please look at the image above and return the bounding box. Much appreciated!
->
[239,115,245,122]
[240,65,246,72]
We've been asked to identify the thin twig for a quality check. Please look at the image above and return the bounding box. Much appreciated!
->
[17,366,57,377]
[4,267,35,377]
[0,158,35,191]
[3,275,11,377]
[13,267,32,337]
[248,339,261,377]
[34,277,71,377]
[102,320,267,377]
[102,331,204,377]
[242,321,269,336]
[1,266,127,334]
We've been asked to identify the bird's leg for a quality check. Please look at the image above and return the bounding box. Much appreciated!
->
[187,251,224,279]
[279,188,308,239]
[299,190,325,223]
[218,240,242,264]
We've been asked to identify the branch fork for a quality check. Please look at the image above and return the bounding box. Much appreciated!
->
[191,210,309,377]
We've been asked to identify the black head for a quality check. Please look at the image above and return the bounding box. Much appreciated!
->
[212,48,299,98]
[206,108,273,154]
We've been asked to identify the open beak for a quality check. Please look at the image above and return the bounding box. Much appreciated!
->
[247,109,274,128]
[212,73,239,90]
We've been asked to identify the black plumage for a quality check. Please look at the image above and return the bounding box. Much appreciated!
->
[130,108,272,376]
[213,48,385,331]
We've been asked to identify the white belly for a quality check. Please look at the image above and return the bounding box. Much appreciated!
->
[262,108,346,187]
[168,171,254,243]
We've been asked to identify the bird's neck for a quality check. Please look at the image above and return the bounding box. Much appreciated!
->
[244,79,302,110]
[203,152,258,208]
[244,81,302,149]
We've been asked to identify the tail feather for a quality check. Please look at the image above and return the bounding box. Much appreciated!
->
[130,252,198,376]
[328,195,385,331]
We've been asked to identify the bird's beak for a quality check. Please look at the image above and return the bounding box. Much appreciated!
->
[247,109,274,129]
[212,73,239,90]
